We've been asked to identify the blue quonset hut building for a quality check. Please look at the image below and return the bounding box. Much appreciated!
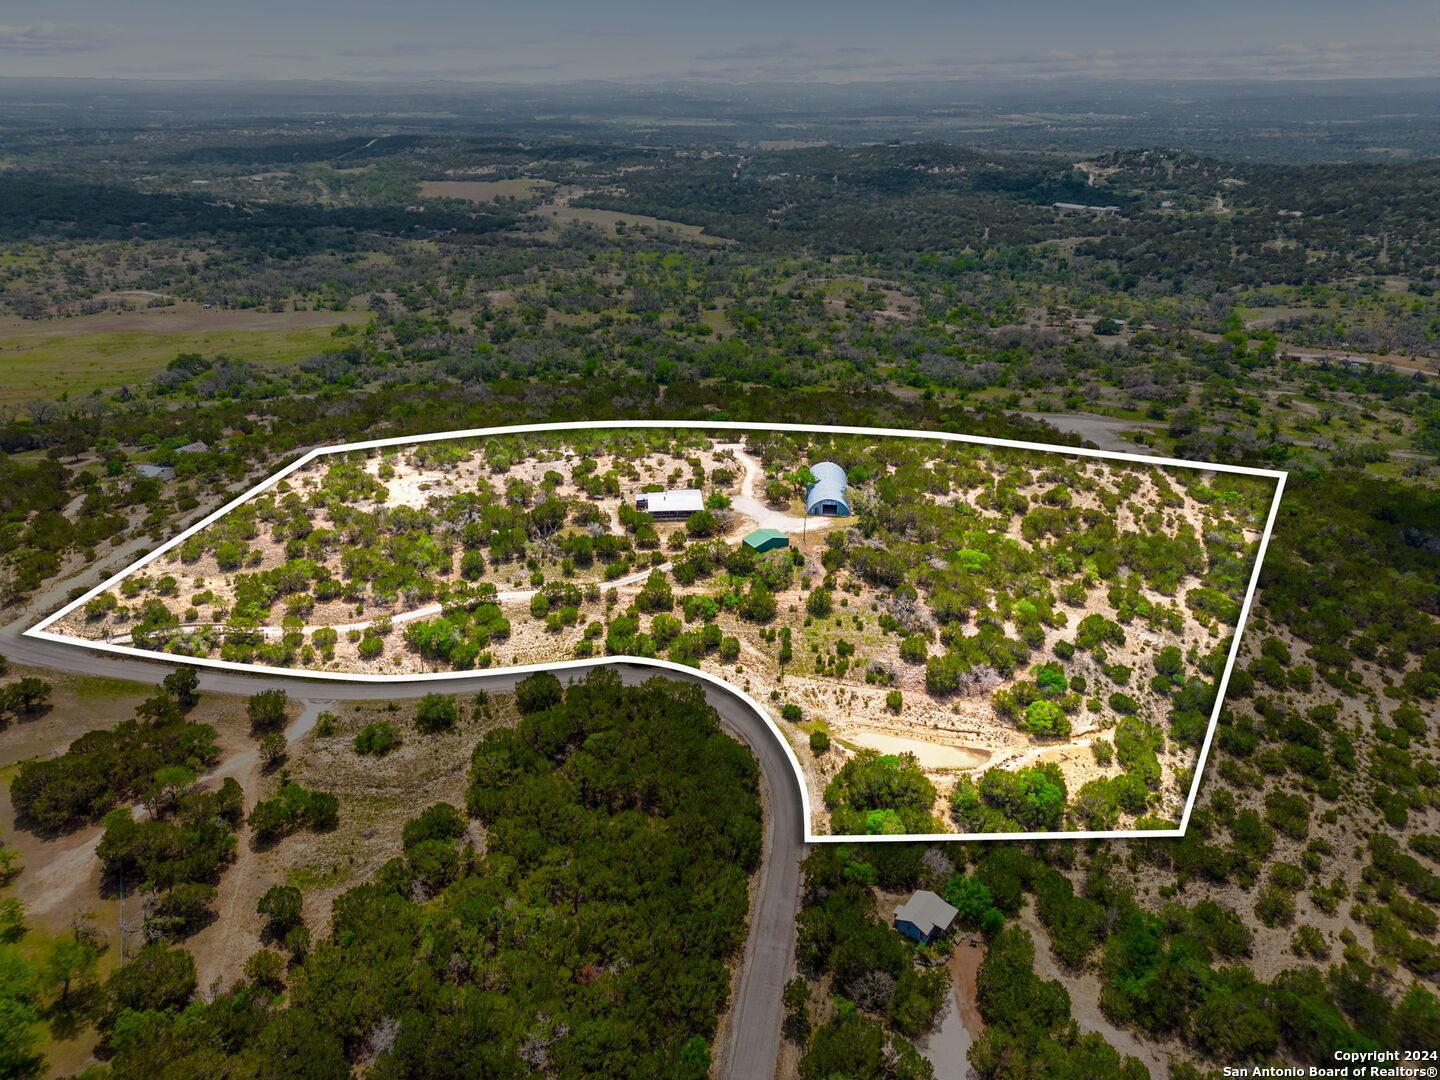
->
[805,461,851,516]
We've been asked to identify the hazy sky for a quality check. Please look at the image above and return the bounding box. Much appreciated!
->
[0,1,1437,83]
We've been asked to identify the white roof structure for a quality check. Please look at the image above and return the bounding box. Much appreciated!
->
[894,890,958,938]
[636,489,704,514]
[1053,202,1120,214]
[805,461,850,515]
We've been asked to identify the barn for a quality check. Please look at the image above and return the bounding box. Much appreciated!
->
[635,489,704,521]
[805,462,851,516]
[743,528,789,553]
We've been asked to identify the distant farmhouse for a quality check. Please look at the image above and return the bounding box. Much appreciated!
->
[135,464,176,482]
[635,488,704,521]
[805,462,851,516]
[175,440,210,454]
[1053,202,1120,216]
[743,528,789,553]
[893,890,959,944]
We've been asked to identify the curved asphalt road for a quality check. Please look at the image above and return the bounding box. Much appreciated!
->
[0,628,801,1080]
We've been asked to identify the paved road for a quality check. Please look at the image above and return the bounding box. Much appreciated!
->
[0,628,801,1080]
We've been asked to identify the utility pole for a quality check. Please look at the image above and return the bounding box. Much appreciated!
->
[117,857,125,965]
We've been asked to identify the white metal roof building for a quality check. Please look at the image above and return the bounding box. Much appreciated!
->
[805,461,851,516]
[635,489,705,519]
[1052,202,1120,216]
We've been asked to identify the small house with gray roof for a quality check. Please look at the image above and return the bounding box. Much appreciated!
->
[893,890,958,944]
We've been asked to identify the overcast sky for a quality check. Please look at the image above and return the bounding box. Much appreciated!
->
[0,1,1437,84]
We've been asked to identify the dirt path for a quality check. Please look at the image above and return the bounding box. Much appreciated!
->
[918,941,985,1079]
[190,698,333,992]
[721,443,844,536]
[102,564,673,644]
[1016,903,1180,1076]
[1018,412,1163,455]
[14,827,107,919]
[94,444,835,649]
[845,729,991,770]
[285,699,331,743]
[76,441,836,651]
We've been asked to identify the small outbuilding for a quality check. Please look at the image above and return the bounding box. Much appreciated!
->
[743,528,789,553]
[1052,202,1120,216]
[175,440,210,454]
[635,489,705,520]
[135,464,176,482]
[805,461,850,517]
[893,890,959,944]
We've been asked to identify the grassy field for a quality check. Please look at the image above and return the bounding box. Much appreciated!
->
[533,202,730,245]
[420,178,555,202]
[0,321,344,404]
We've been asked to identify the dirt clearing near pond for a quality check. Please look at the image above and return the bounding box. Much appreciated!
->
[846,729,993,770]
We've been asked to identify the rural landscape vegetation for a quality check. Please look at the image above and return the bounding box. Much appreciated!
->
[0,73,1435,1080]
[48,425,1276,837]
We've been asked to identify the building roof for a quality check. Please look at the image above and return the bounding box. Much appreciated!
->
[743,528,788,549]
[637,488,704,514]
[135,464,175,480]
[175,441,210,454]
[894,890,959,937]
[806,461,850,514]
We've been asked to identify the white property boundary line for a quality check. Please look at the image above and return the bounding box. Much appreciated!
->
[28,420,1287,844]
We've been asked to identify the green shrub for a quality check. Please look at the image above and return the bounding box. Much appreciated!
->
[1022,699,1070,737]
[415,694,458,733]
[246,689,288,734]
[1108,692,1140,715]
[899,635,928,663]
[354,722,401,756]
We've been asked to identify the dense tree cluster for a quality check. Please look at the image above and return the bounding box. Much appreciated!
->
[950,764,1068,833]
[824,752,941,835]
[9,685,218,833]
[90,670,760,1080]
[246,781,340,844]
[793,844,951,1077]
[97,777,243,937]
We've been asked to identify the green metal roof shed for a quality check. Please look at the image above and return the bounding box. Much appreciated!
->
[743,528,790,553]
